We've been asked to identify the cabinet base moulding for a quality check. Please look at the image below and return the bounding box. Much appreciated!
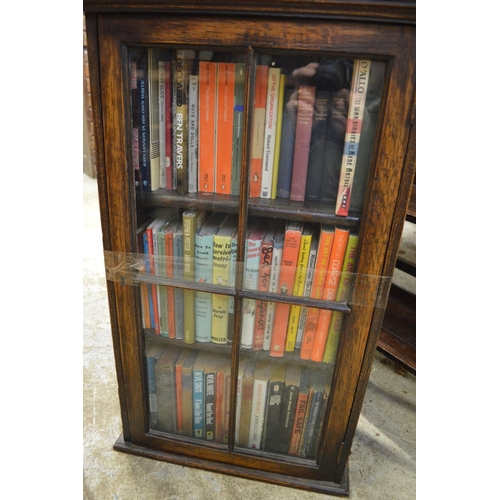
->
[113,434,350,497]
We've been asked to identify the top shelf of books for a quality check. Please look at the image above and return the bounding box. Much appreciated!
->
[130,48,385,223]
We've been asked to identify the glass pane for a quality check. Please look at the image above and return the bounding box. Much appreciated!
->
[249,53,385,215]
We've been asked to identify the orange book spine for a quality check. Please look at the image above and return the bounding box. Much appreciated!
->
[215,63,235,194]
[214,369,225,442]
[165,231,176,339]
[310,228,350,362]
[269,224,302,357]
[198,61,217,192]
[175,364,184,434]
[249,65,269,198]
[299,227,334,360]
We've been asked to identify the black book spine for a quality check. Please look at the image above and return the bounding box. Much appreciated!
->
[262,380,285,451]
[274,385,299,454]
[137,49,151,193]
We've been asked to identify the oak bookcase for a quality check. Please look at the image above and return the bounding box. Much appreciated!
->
[83,1,415,496]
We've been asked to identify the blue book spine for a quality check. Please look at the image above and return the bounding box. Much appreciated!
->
[193,366,205,438]
[173,231,184,340]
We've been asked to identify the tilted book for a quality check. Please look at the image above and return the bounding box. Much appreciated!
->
[249,65,269,198]
[289,85,316,202]
[231,63,246,196]
[335,60,371,216]
[310,227,350,362]
[215,62,236,195]
[322,233,359,363]
[260,67,282,199]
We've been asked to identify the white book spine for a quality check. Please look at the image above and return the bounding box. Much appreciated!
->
[262,245,282,350]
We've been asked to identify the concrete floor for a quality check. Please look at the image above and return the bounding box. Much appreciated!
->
[83,173,416,499]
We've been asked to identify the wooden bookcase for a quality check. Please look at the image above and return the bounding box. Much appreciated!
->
[83,1,415,496]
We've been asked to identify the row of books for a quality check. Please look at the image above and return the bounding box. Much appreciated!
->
[147,341,331,458]
[140,209,358,364]
[131,47,384,216]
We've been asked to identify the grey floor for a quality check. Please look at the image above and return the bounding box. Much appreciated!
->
[83,172,416,499]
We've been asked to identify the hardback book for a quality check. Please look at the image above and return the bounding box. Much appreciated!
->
[348,61,385,214]
[182,209,207,343]
[215,62,236,195]
[155,346,181,433]
[310,227,350,362]
[304,90,333,202]
[146,342,164,430]
[236,359,256,448]
[285,224,313,352]
[295,232,319,349]
[248,361,272,449]
[194,212,226,342]
[276,86,297,199]
[136,49,151,192]
[198,60,217,193]
[271,73,286,199]
[193,351,210,438]
[227,221,238,344]
[289,85,316,202]
[130,49,141,190]
[262,361,287,451]
[173,222,185,339]
[214,355,232,444]
[262,223,285,351]
[137,219,151,329]
[318,87,350,203]
[299,225,335,360]
[241,219,267,349]
[305,370,330,458]
[234,358,248,446]
[269,220,304,357]
[142,227,155,329]
[288,368,311,455]
[322,233,359,363]
[164,220,181,338]
[231,63,246,196]
[253,220,279,350]
[175,349,198,435]
[188,74,199,193]
[174,49,196,194]
[148,48,161,191]
[203,355,218,441]
[260,67,282,199]
[274,364,301,454]
[212,214,238,344]
[297,371,315,456]
[163,57,174,190]
[249,65,269,198]
[158,51,168,189]
[335,60,372,216]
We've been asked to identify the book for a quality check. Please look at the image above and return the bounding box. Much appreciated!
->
[249,65,269,198]
[182,209,207,343]
[136,49,151,192]
[271,73,286,199]
[198,60,217,193]
[194,212,226,342]
[236,359,255,448]
[130,49,141,190]
[215,62,236,195]
[203,355,218,441]
[289,85,316,201]
[318,87,350,203]
[188,74,199,193]
[137,220,151,329]
[155,346,181,433]
[274,364,301,454]
[252,220,278,350]
[284,224,313,351]
[148,48,161,191]
[214,355,232,444]
[158,51,168,189]
[234,358,248,445]
[304,90,332,202]
[269,220,304,357]
[227,221,238,344]
[248,361,272,449]
[164,220,181,338]
[260,67,282,199]
[231,63,246,196]
[173,222,185,339]
[175,349,198,435]
[288,368,311,455]
[335,60,371,216]
[193,351,209,438]
[262,362,287,451]
[241,219,267,349]
[310,227,350,362]
[276,87,297,199]
[295,233,319,349]
[349,61,385,214]
[303,370,329,458]
[212,214,238,344]
[299,225,335,360]
[163,57,174,190]
[174,49,196,194]
[262,223,285,351]
[322,233,359,363]
[146,342,164,429]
